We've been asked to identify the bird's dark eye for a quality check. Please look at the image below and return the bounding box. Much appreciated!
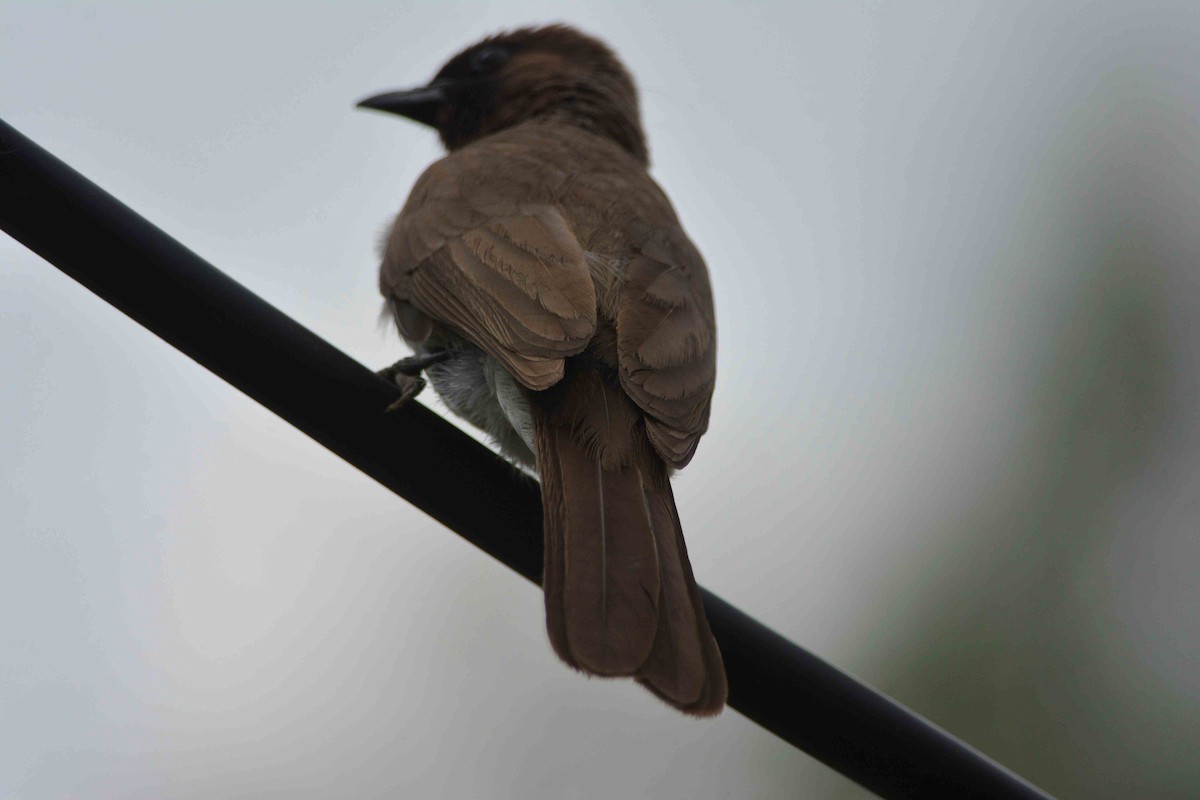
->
[468,46,509,75]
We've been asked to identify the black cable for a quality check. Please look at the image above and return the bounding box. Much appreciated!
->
[0,117,1054,800]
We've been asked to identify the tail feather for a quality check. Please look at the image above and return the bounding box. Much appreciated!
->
[540,419,660,674]
[635,478,726,714]
[533,369,726,715]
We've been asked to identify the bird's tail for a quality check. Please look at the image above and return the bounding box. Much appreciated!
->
[532,368,726,715]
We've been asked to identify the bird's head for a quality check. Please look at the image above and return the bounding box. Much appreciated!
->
[357,25,648,163]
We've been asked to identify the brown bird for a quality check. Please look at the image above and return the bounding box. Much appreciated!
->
[360,24,725,715]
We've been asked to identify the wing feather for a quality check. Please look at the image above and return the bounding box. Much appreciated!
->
[616,235,716,467]
[384,195,596,391]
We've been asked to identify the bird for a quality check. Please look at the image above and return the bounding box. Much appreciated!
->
[359,24,725,715]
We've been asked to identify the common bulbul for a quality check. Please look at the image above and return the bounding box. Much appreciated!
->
[359,24,726,715]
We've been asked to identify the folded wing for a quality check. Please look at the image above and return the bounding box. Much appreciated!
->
[383,194,596,390]
[617,231,717,467]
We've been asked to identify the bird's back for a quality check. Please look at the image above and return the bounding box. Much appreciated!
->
[384,120,716,468]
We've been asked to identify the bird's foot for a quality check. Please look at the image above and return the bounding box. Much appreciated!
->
[382,374,426,412]
[378,351,451,378]
[377,351,450,412]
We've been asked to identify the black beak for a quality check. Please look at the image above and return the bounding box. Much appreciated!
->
[355,84,446,128]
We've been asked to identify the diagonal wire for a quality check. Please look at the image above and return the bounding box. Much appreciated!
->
[0,117,1054,800]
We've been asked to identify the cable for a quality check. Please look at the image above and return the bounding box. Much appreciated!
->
[0,117,1054,800]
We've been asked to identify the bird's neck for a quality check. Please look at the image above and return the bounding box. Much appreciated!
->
[537,104,648,166]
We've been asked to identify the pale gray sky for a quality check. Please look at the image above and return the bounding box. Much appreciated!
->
[5,2,1200,798]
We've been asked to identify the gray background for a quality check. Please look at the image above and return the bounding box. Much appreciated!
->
[4,2,1200,797]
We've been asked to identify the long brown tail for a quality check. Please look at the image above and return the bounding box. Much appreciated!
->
[532,367,726,715]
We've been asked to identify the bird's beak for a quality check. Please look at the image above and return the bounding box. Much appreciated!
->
[355,83,446,128]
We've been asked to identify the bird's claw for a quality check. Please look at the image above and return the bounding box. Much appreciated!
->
[383,373,427,412]
[378,351,450,379]
[377,351,448,412]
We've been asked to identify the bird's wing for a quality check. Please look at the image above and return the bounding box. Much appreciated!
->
[616,229,716,468]
[381,160,597,391]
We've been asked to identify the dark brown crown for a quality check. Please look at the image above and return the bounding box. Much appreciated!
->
[431,25,648,163]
